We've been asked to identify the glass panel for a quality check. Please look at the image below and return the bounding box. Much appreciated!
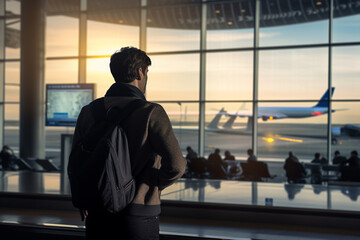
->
[5,61,20,84]
[257,101,328,166]
[331,101,360,162]
[87,10,139,56]
[46,15,79,57]
[46,0,79,13]
[147,4,200,52]
[5,18,20,59]
[204,102,252,159]
[4,104,19,154]
[332,46,360,100]
[5,85,19,102]
[88,0,139,10]
[161,102,199,155]
[45,59,78,84]
[6,0,21,15]
[259,0,329,47]
[259,48,328,100]
[206,0,253,49]
[333,0,360,43]
[206,51,253,100]
[146,54,199,101]
[86,57,114,98]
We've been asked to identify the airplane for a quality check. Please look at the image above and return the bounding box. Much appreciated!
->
[208,88,336,132]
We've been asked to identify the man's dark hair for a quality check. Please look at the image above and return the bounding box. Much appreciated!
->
[110,47,151,83]
[351,150,358,156]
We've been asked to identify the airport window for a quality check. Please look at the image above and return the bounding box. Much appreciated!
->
[259,0,329,47]
[46,15,79,57]
[146,54,200,101]
[204,102,252,158]
[333,0,360,43]
[45,59,79,84]
[206,0,254,49]
[332,46,360,100]
[258,48,328,100]
[146,4,201,52]
[1,0,360,214]
[86,57,115,98]
[206,51,253,101]
[87,10,140,56]
[5,18,20,59]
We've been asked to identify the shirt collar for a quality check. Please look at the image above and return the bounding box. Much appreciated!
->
[105,82,146,101]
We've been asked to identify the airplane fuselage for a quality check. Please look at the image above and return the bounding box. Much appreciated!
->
[259,107,328,119]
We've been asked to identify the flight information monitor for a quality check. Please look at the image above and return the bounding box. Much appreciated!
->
[46,84,95,126]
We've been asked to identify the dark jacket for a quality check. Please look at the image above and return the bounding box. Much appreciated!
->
[72,82,186,216]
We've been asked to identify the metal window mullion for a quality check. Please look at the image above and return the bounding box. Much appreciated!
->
[0,0,5,148]
[78,0,87,84]
[252,0,260,156]
[198,1,207,157]
[327,0,333,165]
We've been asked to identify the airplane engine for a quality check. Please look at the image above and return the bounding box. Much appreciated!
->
[262,116,269,121]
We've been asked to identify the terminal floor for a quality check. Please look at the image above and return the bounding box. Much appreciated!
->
[1,208,360,240]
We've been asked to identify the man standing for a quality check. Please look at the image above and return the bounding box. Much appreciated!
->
[71,47,186,240]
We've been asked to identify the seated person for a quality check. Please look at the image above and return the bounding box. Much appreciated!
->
[283,151,306,183]
[207,148,227,179]
[311,153,327,184]
[340,151,360,182]
[224,150,235,161]
[246,149,257,162]
[0,145,16,170]
[333,150,347,165]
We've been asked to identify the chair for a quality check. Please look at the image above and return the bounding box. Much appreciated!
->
[35,159,60,171]
[12,158,34,170]
[240,161,275,182]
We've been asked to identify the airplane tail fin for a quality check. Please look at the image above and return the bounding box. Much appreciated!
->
[223,115,237,129]
[313,87,334,108]
[208,108,225,129]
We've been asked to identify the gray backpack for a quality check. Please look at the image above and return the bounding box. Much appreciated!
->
[68,98,143,213]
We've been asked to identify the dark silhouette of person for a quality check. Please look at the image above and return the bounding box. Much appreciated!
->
[224,150,235,161]
[283,151,306,183]
[0,145,16,170]
[333,150,347,165]
[310,153,327,184]
[186,146,206,177]
[284,183,304,200]
[340,150,360,182]
[186,146,198,162]
[207,148,227,179]
[246,148,257,162]
[71,47,186,240]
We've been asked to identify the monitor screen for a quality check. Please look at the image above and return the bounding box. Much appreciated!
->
[46,84,95,126]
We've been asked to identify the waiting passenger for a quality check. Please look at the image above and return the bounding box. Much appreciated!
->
[207,148,227,179]
[340,151,360,182]
[333,150,347,165]
[283,151,306,184]
[0,145,16,170]
[186,146,198,162]
[224,150,235,161]
[246,149,257,162]
[311,153,327,184]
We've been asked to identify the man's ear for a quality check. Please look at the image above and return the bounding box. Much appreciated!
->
[137,67,143,80]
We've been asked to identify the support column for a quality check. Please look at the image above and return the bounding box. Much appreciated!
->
[20,0,46,159]
[78,0,87,84]
[327,0,333,164]
[198,1,207,157]
[0,0,5,149]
